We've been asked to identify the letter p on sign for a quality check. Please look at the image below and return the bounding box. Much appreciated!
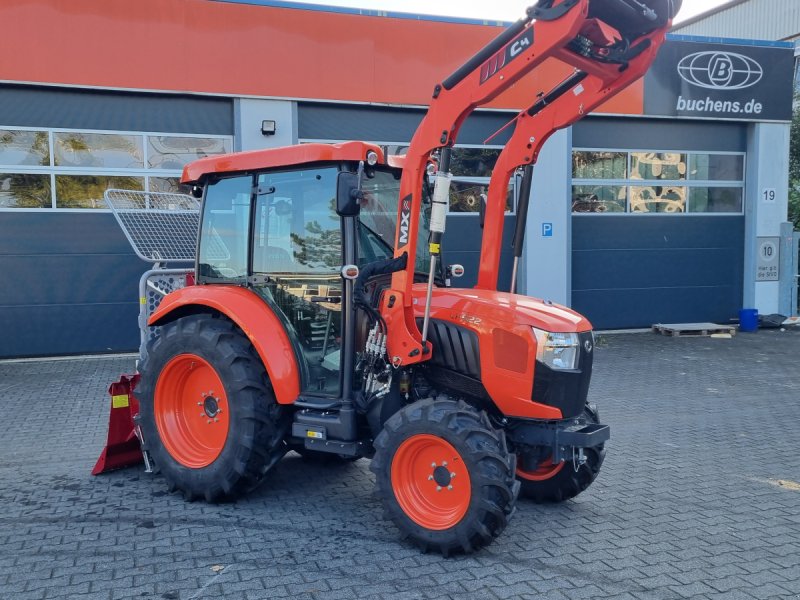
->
[542,223,553,237]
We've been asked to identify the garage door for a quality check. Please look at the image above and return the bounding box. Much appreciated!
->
[570,118,747,329]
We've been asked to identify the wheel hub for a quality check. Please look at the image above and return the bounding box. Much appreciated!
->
[203,395,220,418]
[391,434,471,530]
[432,465,452,487]
[154,354,230,469]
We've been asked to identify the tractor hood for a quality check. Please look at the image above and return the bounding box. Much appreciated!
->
[411,285,592,333]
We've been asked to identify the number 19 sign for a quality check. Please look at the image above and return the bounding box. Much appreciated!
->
[756,236,780,281]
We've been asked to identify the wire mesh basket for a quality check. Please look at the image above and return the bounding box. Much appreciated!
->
[104,189,200,263]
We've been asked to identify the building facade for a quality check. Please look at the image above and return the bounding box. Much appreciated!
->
[0,0,795,357]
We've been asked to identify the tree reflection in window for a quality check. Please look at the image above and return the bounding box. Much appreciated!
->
[572,152,626,179]
[0,173,52,208]
[571,185,626,212]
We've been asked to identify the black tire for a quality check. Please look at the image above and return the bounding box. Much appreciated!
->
[136,314,289,502]
[517,405,606,503]
[370,398,519,556]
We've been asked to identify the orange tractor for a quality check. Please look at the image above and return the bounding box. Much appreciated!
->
[94,0,681,554]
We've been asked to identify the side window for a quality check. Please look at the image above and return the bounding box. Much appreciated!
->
[251,167,343,396]
[253,168,340,274]
[198,175,252,281]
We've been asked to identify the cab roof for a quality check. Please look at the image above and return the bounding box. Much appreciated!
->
[181,141,387,184]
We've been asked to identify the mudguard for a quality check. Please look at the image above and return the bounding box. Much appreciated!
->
[148,285,301,405]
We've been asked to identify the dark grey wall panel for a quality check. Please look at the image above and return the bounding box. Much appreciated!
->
[0,304,140,357]
[0,85,233,134]
[443,215,516,291]
[572,215,744,329]
[573,117,747,152]
[298,103,516,145]
[0,213,144,358]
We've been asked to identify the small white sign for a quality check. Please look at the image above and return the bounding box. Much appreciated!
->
[761,188,776,203]
[756,236,780,281]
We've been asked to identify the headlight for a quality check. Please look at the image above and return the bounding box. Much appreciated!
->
[532,327,580,370]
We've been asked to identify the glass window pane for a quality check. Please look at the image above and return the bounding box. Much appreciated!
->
[253,168,340,274]
[450,148,501,177]
[0,173,51,208]
[572,152,626,179]
[149,176,192,196]
[54,132,143,168]
[689,187,743,213]
[689,154,744,181]
[198,176,252,281]
[449,180,512,213]
[629,185,686,213]
[571,185,626,213]
[148,136,231,169]
[0,130,49,166]
[631,152,687,181]
[55,175,144,209]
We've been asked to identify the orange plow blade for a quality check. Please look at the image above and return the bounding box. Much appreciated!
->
[92,374,144,475]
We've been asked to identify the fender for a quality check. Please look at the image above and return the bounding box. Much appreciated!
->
[148,285,300,405]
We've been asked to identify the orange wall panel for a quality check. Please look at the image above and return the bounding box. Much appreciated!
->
[0,0,642,114]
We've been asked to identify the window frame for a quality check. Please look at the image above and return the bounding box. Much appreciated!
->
[571,147,747,216]
[0,125,233,212]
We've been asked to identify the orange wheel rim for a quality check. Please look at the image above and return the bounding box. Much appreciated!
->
[391,434,471,530]
[516,457,564,481]
[154,354,230,468]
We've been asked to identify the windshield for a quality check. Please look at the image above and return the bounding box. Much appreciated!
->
[357,168,431,275]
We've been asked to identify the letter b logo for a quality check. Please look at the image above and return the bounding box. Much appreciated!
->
[708,55,733,87]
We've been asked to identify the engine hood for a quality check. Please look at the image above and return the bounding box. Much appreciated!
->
[411,285,592,333]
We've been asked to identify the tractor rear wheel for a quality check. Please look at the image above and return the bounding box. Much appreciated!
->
[371,398,519,556]
[136,314,288,502]
[516,405,606,503]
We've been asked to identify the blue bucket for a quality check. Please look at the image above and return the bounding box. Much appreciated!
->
[739,308,758,332]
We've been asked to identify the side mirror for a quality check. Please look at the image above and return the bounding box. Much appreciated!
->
[336,171,361,216]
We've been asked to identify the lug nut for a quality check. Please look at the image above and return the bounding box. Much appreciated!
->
[447,485,453,490]
[442,461,448,467]
[436,486,442,492]
[428,475,434,481]
[431,462,437,468]
[450,472,456,478]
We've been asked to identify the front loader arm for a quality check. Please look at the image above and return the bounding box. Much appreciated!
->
[381,0,680,366]
[477,13,674,289]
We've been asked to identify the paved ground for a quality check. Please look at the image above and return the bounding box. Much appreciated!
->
[1,329,799,599]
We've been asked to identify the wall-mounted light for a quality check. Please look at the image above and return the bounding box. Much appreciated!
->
[261,120,277,136]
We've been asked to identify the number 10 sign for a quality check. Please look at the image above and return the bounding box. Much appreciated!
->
[756,236,780,281]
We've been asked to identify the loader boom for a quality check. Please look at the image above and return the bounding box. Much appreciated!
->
[382,0,680,365]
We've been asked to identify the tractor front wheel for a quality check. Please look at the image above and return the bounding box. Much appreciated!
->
[371,398,519,556]
[137,314,288,502]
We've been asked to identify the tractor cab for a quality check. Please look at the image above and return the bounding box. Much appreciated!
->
[190,143,431,398]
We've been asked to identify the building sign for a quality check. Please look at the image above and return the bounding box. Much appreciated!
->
[644,41,794,122]
[756,236,780,281]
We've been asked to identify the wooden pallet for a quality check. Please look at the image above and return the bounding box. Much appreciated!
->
[652,322,737,337]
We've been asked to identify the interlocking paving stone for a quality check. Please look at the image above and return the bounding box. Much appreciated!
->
[1,329,799,599]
